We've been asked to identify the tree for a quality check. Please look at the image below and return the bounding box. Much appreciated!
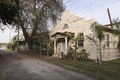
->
[112,19,120,52]
[69,33,84,60]
[17,0,65,50]
[73,33,80,60]
[7,35,17,50]
[49,40,54,56]
[0,0,19,25]
[87,22,105,63]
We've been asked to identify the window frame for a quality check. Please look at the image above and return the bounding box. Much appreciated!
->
[78,33,84,47]
[106,34,110,48]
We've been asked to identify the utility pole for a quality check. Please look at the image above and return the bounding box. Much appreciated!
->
[107,8,113,28]
[17,0,20,51]
[9,28,11,43]
[17,25,19,51]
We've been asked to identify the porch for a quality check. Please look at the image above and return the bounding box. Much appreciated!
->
[51,32,74,57]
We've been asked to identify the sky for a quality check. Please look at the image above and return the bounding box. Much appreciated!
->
[64,0,120,24]
[0,0,120,43]
[0,27,17,43]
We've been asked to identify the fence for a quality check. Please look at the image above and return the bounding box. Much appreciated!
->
[53,54,120,77]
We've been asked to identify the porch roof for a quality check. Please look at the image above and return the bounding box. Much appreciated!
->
[51,32,74,37]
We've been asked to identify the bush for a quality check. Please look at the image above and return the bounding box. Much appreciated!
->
[49,40,54,56]
[66,48,89,60]
[7,43,17,50]
[77,49,89,60]
[65,46,74,60]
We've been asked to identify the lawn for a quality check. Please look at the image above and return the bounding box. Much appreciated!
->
[44,58,120,80]
[0,66,4,80]
[0,71,3,80]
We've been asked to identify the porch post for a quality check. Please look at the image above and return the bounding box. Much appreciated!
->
[54,37,57,54]
[65,36,68,55]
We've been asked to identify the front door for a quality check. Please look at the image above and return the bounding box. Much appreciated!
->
[62,42,65,54]
[62,40,69,54]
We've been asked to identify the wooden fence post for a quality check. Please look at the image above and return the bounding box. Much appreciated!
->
[40,43,42,58]
[35,43,36,54]
[58,54,60,61]
[47,40,49,57]
[97,58,100,74]
[73,54,75,64]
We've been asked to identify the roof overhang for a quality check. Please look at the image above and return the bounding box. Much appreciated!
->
[51,32,74,38]
[103,26,114,33]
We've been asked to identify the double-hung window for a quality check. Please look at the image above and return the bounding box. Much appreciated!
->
[107,34,110,47]
[78,33,84,47]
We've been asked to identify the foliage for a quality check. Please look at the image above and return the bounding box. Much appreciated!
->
[112,18,120,52]
[65,46,74,59]
[67,33,84,60]
[90,22,105,42]
[67,48,89,60]
[0,0,19,25]
[16,0,65,50]
[77,49,89,60]
[49,40,54,56]
[7,43,16,50]
[87,22,105,63]
[7,35,17,50]
[73,33,80,59]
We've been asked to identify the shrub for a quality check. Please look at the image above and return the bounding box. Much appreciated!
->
[7,42,17,50]
[49,40,54,56]
[65,46,74,59]
[77,49,89,60]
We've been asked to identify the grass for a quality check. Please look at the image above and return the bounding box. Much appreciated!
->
[0,66,4,80]
[7,48,17,52]
[8,48,14,51]
[44,58,120,80]
[109,59,120,63]
[0,71,3,80]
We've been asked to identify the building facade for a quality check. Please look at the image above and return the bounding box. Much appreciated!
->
[50,10,120,61]
[0,43,8,49]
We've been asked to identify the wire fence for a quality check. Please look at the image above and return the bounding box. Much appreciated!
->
[19,46,120,80]
[51,54,120,75]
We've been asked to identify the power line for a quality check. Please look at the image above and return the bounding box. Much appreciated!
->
[64,0,98,21]
[74,0,97,15]
[64,0,72,4]
[66,0,79,7]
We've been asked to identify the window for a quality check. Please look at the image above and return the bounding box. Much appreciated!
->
[107,34,110,47]
[78,33,84,47]
[63,24,69,29]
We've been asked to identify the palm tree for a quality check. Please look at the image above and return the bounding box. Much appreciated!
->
[73,33,80,60]
[71,32,84,60]
[87,22,105,63]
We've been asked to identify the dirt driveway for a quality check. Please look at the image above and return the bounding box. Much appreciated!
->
[0,49,96,80]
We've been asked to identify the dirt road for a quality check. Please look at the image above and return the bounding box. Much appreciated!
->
[0,49,96,80]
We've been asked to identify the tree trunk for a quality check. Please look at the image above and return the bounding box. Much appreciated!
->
[99,42,102,64]
[27,40,33,51]
[19,20,32,51]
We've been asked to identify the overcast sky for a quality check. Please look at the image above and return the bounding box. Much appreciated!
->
[64,0,120,24]
[0,0,120,43]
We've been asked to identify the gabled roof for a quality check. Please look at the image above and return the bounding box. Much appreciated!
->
[51,32,74,37]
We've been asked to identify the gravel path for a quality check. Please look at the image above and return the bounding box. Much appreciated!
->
[0,49,96,80]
